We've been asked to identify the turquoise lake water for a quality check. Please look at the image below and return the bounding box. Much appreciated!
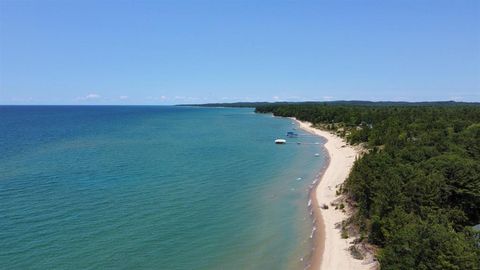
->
[0,106,326,270]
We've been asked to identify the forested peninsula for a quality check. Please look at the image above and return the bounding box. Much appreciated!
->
[255,103,480,269]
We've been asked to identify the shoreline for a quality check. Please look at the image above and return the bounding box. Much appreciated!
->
[293,118,375,270]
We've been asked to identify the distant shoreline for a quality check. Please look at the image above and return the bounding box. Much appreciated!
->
[293,118,375,270]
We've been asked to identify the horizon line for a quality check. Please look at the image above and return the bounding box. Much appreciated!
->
[2,100,480,106]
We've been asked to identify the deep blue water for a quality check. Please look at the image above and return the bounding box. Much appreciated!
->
[0,106,326,270]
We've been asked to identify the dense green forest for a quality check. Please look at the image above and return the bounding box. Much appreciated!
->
[255,103,480,269]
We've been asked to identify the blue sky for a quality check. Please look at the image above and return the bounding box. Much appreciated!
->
[0,0,479,104]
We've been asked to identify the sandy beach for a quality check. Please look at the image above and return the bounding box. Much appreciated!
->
[294,118,376,270]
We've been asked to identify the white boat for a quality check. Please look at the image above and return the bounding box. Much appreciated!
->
[314,153,320,157]
[275,139,287,144]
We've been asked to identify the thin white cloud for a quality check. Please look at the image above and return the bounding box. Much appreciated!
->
[77,93,102,101]
[7,96,34,105]
[145,95,168,102]
[449,96,463,101]
[285,96,305,101]
[173,96,200,101]
[86,93,101,99]
[323,96,334,101]
[119,95,129,100]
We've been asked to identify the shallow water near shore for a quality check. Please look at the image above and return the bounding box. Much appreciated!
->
[0,106,326,270]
